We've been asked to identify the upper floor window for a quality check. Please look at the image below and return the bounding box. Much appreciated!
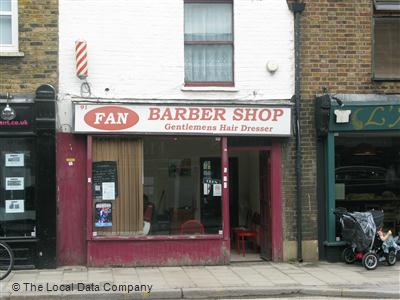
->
[373,0,400,11]
[0,0,18,52]
[373,1,400,80]
[184,0,233,86]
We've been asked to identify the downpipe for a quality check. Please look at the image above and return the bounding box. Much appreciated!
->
[288,0,305,263]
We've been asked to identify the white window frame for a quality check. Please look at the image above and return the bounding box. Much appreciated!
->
[0,0,19,53]
[374,0,400,11]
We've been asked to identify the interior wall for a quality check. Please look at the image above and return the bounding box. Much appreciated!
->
[143,137,220,218]
[230,150,260,225]
[249,151,260,214]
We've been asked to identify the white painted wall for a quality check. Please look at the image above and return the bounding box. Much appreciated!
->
[58,0,294,130]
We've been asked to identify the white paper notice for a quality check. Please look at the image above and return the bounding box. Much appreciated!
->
[5,200,25,213]
[102,182,115,200]
[203,183,210,195]
[5,153,24,167]
[5,177,24,190]
[335,183,345,200]
[213,184,222,196]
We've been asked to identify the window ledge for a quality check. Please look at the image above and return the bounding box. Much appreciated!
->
[181,85,238,92]
[89,234,223,242]
[372,76,400,82]
[0,51,25,57]
[323,240,347,247]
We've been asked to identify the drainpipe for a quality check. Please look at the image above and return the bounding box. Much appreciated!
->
[288,0,305,262]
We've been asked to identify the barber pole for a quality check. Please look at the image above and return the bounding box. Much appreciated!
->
[75,40,88,79]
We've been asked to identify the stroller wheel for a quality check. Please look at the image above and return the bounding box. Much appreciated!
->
[342,247,356,264]
[362,252,379,270]
[386,249,397,266]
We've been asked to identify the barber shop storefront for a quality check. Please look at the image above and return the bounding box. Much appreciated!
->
[67,101,291,266]
[315,94,400,261]
[0,85,56,268]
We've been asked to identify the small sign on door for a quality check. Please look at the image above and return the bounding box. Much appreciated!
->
[5,177,24,190]
[5,200,25,213]
[5,153,24,167]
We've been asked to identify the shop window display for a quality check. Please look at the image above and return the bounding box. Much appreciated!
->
[92,136,222,236]
[335,137,400,235]
[0,138,36,238]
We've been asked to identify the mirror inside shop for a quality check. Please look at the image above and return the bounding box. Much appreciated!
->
[335,136,400,235]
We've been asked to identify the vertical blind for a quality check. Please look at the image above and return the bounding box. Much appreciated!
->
[93,138,143,236]
[374,18,400,78]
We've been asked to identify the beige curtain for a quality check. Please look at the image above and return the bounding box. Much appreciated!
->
[93,138,143,235]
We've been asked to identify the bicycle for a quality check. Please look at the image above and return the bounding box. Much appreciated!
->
[0,241,14,280]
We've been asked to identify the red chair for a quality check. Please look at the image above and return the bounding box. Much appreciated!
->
[232,210,253,240]
[180,219,205,235]
[235,213,260,256]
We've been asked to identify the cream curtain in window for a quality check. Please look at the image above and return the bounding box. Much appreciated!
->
[184,3,233,82]
[93,138,143,235]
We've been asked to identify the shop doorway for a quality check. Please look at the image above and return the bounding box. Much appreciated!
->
[229,149,272,262]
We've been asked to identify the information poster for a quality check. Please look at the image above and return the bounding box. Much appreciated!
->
[102,182,115,200]
[213,184,222,196]
[5,153,24,167]
[95,202,112,227]
[5,177,24,190]
[92,161,118,200]
[5,200,25,213]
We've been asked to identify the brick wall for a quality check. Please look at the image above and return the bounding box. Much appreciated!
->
[282,0,400,246]
[0,0,58,93]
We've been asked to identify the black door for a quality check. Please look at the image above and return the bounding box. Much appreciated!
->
[259,151,272,260]
[228,158,239,230]
[200,157,222,234]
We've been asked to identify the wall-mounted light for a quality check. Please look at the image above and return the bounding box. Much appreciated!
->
[266,61,279,73]
[0,93,16,121]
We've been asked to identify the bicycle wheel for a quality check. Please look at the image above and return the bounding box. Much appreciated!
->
[0,242,14,280]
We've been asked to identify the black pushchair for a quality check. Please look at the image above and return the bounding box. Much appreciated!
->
[334,208,397,270]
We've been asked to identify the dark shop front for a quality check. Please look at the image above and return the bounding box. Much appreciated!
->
[0,85,56,268]
[316,94,400,261]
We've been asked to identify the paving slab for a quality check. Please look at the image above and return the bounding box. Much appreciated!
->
[1,261,399,299]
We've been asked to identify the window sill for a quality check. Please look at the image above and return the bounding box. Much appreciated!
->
[323,240,347,247]
[0,51,25,57]
[181,85,238,92]
[89,234,223,242]
[372,76,400,82]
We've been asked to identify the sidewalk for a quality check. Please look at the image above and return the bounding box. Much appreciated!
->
[0,261,399,299]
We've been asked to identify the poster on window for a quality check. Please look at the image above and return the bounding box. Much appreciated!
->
[95,202,112,227]
[5,200,25,213]
[213,183,222,196]
[5,153,24,167]
[92,161,118,200]
[102,182,115,200]
[5,177,24,190]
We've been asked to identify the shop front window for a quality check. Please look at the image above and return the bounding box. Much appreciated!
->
[92,136,222,237]
[0,138,36,238]
[335,136,400,235]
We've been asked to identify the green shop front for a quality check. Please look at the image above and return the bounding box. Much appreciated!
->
[315,94,400,261]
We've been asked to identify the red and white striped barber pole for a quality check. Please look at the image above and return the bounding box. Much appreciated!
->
[75,40,88,79]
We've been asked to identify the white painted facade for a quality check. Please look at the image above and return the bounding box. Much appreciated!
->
[58,0,294,131]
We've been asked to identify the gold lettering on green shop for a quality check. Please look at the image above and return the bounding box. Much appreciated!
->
[351,108,364,130]
[351,106,399,130]
[388,106,400,128]
[365,107,385,127]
